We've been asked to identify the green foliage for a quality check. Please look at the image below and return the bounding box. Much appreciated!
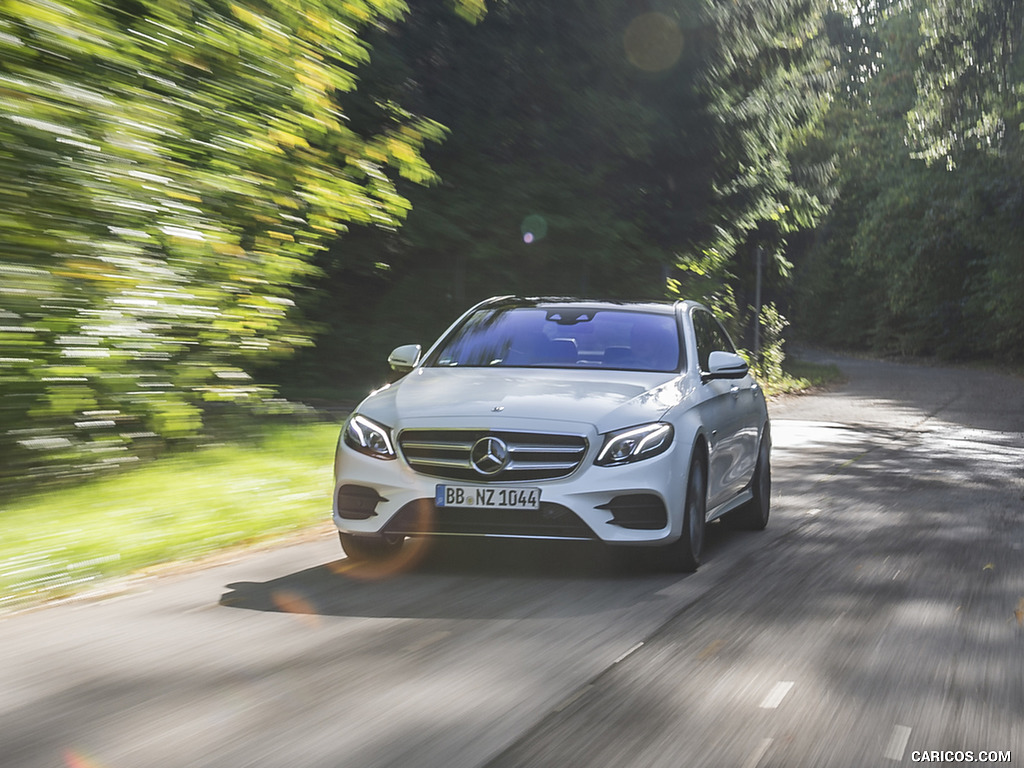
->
[653,0,837,353]
[756,356,842,398]
[274,0,841,393]
[753,302,789,382]
[794,1,1024,362]
[0,0,445,489]
[701,0,837,244]
[910,0,1024,167]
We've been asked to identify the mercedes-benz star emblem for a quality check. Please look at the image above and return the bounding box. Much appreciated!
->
[470,436,510,476]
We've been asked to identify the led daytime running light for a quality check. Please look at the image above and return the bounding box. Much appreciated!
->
[597,422,673,465]
[346,414,395,459]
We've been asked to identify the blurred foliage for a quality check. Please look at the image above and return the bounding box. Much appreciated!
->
[755,356,843,398]
[20,0,1017,494]
[793,1,1024,361]
[0,0,448,491]
[910,0,1024,168]
[274,0,838,392]
[753,302,789,382]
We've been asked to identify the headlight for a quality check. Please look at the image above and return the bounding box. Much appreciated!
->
[596,422,673,466]
[343,414,396,460]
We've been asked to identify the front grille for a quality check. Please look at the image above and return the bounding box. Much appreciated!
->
[398,429,588,482]
[384,499,596,540]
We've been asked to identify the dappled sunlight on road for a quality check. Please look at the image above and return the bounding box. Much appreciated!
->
[485,402,1024,766]
[3,354,1023,768]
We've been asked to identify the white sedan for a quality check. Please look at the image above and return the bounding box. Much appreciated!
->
[333,296,770,571]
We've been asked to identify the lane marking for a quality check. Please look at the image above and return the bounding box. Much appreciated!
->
[741,738,774,768]
[884,725,912,761]
[759,681,794,709]
[612,641,644,665]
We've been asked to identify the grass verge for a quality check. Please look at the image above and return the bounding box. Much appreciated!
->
[0,422,341,612]
[758,357,845,398]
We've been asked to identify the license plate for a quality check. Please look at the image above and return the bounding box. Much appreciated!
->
[435,485,540,510]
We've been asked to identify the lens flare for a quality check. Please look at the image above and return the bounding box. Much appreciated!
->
[330,501,435,581]
[270,590,319,627]
[63,750,105,768]
[520,214,548,243]
[330,535,434,581]
[624,13,684,72]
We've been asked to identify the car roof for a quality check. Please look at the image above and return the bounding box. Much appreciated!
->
[476,296,694,316]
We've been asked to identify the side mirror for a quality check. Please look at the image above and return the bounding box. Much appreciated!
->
[705,350,749,380]
[387,344,421,375]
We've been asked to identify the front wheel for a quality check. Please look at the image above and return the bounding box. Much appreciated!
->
[667,456,707,572]
[732,432,771,531]
[339,532,405,562]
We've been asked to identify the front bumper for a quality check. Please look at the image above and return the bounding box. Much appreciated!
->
[332,430,689,546]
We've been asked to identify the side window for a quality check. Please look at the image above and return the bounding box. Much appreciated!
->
[709,318,737,356]
[692,311,714,371]
[693,310,736,371]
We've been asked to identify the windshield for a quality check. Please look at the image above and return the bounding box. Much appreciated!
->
[429,307,682,372]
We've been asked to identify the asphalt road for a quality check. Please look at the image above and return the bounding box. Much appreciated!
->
[1,354,1022,768]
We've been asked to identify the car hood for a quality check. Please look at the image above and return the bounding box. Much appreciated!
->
[356,367,690,434]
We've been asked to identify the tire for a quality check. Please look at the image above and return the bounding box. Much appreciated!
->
[338,532,404,561]
[668,456,707,573]
[732,431,771,531]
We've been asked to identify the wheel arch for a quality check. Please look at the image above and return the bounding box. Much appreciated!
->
[689,431,709,475]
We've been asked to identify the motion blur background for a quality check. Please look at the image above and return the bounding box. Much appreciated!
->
[1,0,1022,601]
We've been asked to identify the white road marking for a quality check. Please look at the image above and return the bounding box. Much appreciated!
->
[759,681,794,709]
[612,641,644,665]
[741,738,774,768]
[884,725,912,761]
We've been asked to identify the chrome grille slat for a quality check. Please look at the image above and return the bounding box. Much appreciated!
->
[505,461,579,471]
[409,457,474,469]
[510,445,586,455]
[398,429,588,482]
[401,440,475,451]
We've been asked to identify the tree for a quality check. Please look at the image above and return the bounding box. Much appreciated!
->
[0,0,445,489]
[910,0,1024,168]
[277,0,840,390]
[793,0,1024,360]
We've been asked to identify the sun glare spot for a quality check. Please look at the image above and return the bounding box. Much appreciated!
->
[270,590,319,627]
[624,13,684,72]
[63,750,106,768]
